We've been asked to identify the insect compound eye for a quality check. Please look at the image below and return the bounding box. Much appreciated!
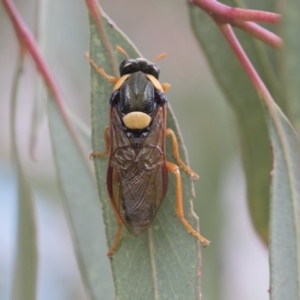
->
[147,64,160,79]
[138,60,160,79]
[119,59,138,76]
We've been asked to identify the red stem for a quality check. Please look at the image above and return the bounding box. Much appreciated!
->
[217,23,274,109]
[3,0,88,157]
[85,0,119,77]
[192,0,281,24]
[192,0,282,48]
[234,21,282,49]
[3,0,63,112]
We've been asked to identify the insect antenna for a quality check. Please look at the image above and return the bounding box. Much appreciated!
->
[116,45,130,59]
[152,53,167,62]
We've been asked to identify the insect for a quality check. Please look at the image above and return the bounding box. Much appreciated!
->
[85,46,210,257]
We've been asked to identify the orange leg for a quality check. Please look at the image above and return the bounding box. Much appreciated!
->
[90,126,110,159]
[152,52,167,62]
[84,52,119,84]
[161,83,171,92]
[166,161,210,246]
[88,125,123,256]
[116,45,130,59]
[107,202,123,257]
[166,128,199,180]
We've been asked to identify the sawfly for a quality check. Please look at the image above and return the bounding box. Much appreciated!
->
[86,46,209,256]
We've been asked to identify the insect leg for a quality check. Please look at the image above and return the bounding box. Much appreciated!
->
[90,126,110,159]
[84,52,119,84]
[166,161,210,246]
[107,202,123,257]
[152,52,167,62]
[161,83,171,92]
[116,45,130,59]
[166,128,199,180]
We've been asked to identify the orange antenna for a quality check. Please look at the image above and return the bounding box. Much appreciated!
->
[152,53,167,62]
[116,45,130,59]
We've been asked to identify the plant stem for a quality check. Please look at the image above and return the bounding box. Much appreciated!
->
[191,0,282,48]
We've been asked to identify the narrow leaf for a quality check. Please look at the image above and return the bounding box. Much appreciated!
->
[10,57,37,300]
[268,105,300,299]
[279,2,300,135]
[11,170,37,300]
[271,3,300,296]
[189,0,278,243]
[88,7,203,300]
[48,97,114,300]
[190,1,300,298]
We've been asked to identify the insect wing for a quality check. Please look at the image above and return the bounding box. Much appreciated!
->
[107,106,168,236]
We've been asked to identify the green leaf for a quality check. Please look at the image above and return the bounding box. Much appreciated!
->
[190,1,300,298]
[11,169,37,300]
[88,8,204,300]
[270,2,300,298]
[10,57,37,300]
[267,105,300,299]
[189,0,277,243]
[48,98,114,300]
[280,2,300,135]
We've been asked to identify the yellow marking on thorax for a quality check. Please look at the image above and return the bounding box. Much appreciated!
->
[113,73,170,93]
[146,74,163,92]
[123,112,151,130]
[113,74,131,91]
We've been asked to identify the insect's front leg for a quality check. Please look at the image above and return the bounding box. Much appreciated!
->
[90,125,110,159]
[84,52,119,84]
[166,128,199,180]
[166,161,210,247]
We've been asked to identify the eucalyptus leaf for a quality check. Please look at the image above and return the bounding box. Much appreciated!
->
[48,98,114,300]
[271,1,300,298]
[11,168,37,300]
[189,0,276,244]
[279,2,300,135]
[190,1,300,299]
[268,105,300,300]
[88,8,204,300]
[10,57,37,300]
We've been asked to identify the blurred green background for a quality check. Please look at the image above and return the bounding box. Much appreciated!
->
[0,0,268,299]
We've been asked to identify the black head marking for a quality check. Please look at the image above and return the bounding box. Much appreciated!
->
[119,58,160,79]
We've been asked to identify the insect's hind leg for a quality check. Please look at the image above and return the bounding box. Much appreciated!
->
[166,128,199,180]
[107,202,123,257]
[90,126,110,159]
[166,161,210,246]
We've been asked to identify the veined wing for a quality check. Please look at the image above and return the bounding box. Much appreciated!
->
[107,106,168,236]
